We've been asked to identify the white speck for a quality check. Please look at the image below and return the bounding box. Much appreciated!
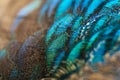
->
[119,11,120,15]
[85,31,88,34]
[87,26,90,29]
[81,30,84,32]
[83,27,85,29]
[86,22,90,26]
[89,52,94,62]
[118,36,120,41]
[94,48,97,52]
[82,36,85,39]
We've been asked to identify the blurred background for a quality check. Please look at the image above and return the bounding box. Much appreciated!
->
[0,0,45,50]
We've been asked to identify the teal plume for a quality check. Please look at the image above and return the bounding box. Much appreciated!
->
[0,0,120,80]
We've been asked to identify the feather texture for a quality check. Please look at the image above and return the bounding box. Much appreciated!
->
[1,0,120,79]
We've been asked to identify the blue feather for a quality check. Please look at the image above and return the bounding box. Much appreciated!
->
[47,33,68,69]
[55,0,73,19]
[0,49,7,59]
[105,0,119,8]
[85,0,105,19]
[46,14,74,44]
[55,15,74,35]
[39,0,51,20]
[67,41,85,62]
[110,29,120,55]
[93,16,109,31]
[48,0,61,17]
[69,27,81,47]
[87,31,101,50]
[73,0,81,15]
[53,51,65,71]
[89,40,106,64]
[71,16,82,31]
[81,0,90,12]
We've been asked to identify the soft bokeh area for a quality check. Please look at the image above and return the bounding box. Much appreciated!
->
[0,0,31,49]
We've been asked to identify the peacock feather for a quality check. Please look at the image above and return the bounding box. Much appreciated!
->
[45,0,120,79]
[0,0,120,80]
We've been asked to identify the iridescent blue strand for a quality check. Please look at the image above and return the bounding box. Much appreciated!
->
[73,0,81,15]
[53,51,65,71]
[81,0,90,12]
[9,0,119,79]
[55,0,73,20]
[85,0,105,19]
[45,0,120,74]
[48,0,61,17]
[0,49,7,59]
[47,33,68,70]
[89,40,106,64]
[39,0,51,20]
[46,14,74,44]
[39,0,61,22]
[67,40,85,62]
